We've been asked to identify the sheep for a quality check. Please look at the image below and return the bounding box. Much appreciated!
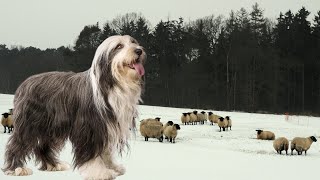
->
[189,111,198,125]
[208,112,222,125]
[256,130,275,140]
[225,116,232,130]
[163,124,181,143]
[218,117,228,132]
[140,119,164,142]
[163,121,174,140]
[291,136,317,155]
[1,113,14,133]
[181,113,190,125]
[273,137,289,155]
[197,111,207,125]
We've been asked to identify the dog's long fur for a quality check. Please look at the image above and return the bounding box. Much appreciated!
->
[2,35,146,178]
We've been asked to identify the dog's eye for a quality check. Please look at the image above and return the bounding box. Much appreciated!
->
[116,44,123,49]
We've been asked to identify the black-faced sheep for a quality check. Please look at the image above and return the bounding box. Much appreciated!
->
[225,116,232,130]
[291,136,317,155]
[163,124,181,143]
[198,111,207,125]
[1,113,13,133]
[256,130,275,140]
[163,121,174,140]
[208,112,221,125]
[140,119,164,142]
[218,117,228,132]
[181,113,190,125]
[273,137,289,155]
[189,111,198,125]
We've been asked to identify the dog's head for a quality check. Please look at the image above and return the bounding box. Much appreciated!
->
[91,35,146,86]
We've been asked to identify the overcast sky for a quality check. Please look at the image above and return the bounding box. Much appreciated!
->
[0,0,319,49]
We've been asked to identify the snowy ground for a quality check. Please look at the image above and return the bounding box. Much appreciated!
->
[0,93,319,180]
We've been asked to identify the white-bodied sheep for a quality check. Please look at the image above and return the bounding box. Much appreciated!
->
[273,137,289,155]
[163,121,174,140]
[181,113,190,125]
[208,112,221,125]
[163,124,181,143]
[218,117,228,132]
[189,111,198,125]
[198,111,206,125]
[256,130,275,140]
[225,116,232,130]
[291,136,317,155]
[140,119,164,142]
[1,113,13,133]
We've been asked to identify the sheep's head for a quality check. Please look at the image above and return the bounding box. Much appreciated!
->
[174,124,181,130]
[167,121,174,126]
[225,116,230,120]
[155,117,161,121]
[219,117,224,121]
[310,136,317,142]
[182,113,187,116]
[193,111,198,114]
[208,112,213,115]
[2,113,10,118]
[187,112,191,115]
[256,130,263,134]
[201,111,205,114]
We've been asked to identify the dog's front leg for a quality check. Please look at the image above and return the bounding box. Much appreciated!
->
[78,156,118,180]
[101,150,126,176]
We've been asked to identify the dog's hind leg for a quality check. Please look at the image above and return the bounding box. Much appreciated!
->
[34,139,70,171]
[2,133,34,176]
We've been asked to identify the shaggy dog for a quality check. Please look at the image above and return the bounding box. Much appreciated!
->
[2,35,146,179]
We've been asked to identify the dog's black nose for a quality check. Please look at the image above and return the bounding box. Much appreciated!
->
[135,49,142,56]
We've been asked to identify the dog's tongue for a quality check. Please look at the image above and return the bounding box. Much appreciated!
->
[133,63,145,76]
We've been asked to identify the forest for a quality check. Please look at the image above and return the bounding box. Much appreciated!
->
[1,3,319,115]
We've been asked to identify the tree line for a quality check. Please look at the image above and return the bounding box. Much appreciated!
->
[1,3,320,115]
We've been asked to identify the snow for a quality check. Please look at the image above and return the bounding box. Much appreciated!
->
[0,93,319,180]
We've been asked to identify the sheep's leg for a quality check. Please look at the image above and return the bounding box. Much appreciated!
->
[173,138,175,143]
[3,126,6,133]
[305,151,307,156]
[169,138,172,143]
[223,127,225,131]
[219,127,221,132]
[159,136,163,142]
[230,126,232,130]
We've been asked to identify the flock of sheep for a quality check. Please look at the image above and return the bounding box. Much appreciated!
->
[140,110,318,156]
[1,108,14,134]
[181,111,232,132]
[256,129,317,155]
[140,117,181,143]
[1,108,318,155]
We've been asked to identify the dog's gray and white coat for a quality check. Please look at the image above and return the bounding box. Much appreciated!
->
[2,35,146,179]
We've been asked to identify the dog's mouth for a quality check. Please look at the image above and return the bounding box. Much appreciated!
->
[125,58,145,76]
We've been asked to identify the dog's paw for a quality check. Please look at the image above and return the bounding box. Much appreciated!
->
[113,164,126,176]
[46,162,70,171]
[83,168,118,180]
[4,167,33,176]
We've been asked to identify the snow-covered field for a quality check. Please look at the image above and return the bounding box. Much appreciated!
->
[0,93,319,180]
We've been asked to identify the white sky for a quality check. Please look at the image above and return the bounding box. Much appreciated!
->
[0,0,319,49]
